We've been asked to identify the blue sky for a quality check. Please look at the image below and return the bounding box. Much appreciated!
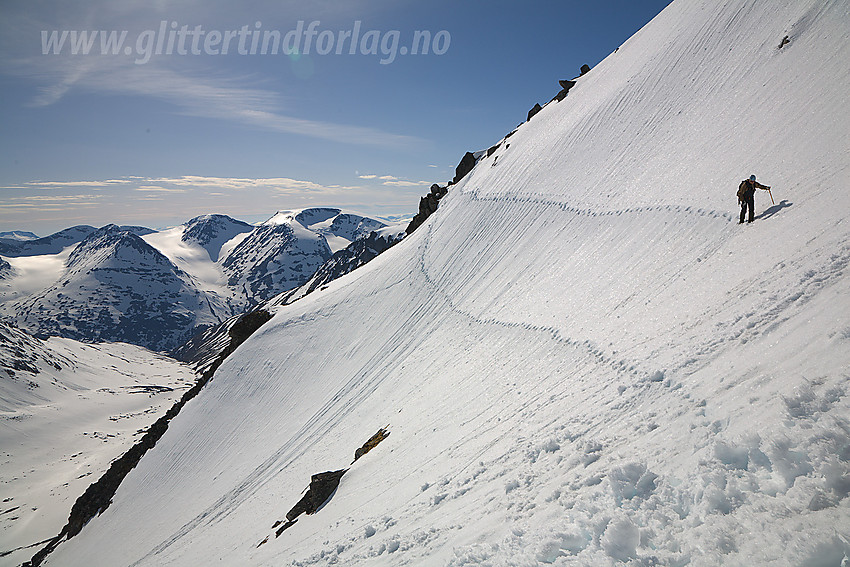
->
[0,0,671,235]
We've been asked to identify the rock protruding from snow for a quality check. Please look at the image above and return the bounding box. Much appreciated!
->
[285,469,348,523]
[0,256,11,279]
[453,151,477,185]
[0,321,67,382]
[406,185,449,235]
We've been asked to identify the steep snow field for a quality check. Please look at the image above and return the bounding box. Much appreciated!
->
[0,324,196,566]
[46,0,850,565]
[0,248,72,304]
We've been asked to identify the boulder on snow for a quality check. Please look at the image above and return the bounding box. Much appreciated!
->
[527,102,543,122]
[580,63,591,75]
[353,427,390,462]
[285,469,348,522]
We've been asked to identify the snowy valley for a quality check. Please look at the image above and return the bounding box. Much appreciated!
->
[0,322,196,566]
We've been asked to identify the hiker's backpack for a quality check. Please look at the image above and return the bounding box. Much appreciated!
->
[737,179,751,202]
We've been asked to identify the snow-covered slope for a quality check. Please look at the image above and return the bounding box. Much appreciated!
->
[41,0,850,565]
[173,222,406,374]
[0,322,196,567]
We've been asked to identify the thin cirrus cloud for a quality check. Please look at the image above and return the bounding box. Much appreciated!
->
[0,174,389,230]
[10,175,359,194]
[358,174,430,187]
[141,175,360,193]
[8,51,422,149]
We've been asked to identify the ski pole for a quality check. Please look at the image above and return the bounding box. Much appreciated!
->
[767,187,775,204]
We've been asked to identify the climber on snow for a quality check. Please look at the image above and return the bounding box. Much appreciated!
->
[737,174,772,224]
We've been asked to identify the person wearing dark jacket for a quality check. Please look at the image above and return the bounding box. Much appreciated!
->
[737,174,771,223]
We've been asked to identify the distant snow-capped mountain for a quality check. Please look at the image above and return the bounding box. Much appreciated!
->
[1,209,390,351]
[6,224,228,352]
[291,207,386,252]
[180,214,254,262]
[220,212,334,306]
[0,230,39,242]
[0,225,153,258]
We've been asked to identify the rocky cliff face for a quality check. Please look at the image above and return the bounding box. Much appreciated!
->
[0,256,11,279]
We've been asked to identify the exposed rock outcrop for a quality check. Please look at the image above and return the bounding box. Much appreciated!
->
[353,427,390,463]
[285,469,348,523]
[453,151,477,184]
[406,183,449,235]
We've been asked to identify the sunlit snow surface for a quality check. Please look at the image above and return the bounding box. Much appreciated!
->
[0,325,196,567]
[47,0,850,565]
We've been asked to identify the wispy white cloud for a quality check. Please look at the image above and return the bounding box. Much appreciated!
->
[25,178,134,188]
[4,51,422,148]
[359,173,430,187]
[135,185,187,193]
[381,179,431,187]
[144,175,359,193]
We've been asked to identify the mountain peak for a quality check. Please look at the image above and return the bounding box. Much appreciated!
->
[66,225,165,271]
[181,214,253,262]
